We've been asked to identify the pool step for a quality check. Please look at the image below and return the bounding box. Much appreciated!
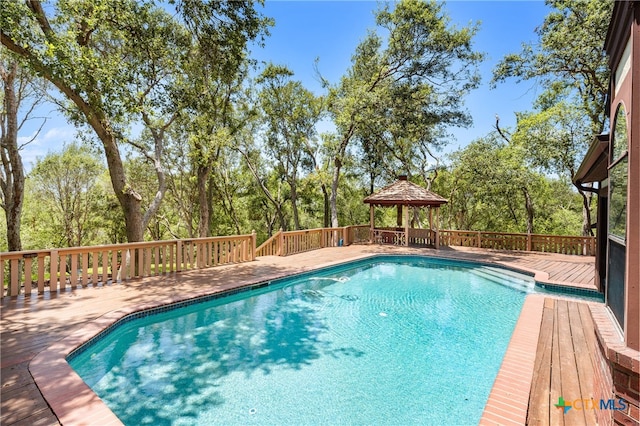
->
[468,266,535,293]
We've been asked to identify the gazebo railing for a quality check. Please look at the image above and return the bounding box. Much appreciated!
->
[372,227,437,247]
[372,228,407,246]
[408,228,437,247]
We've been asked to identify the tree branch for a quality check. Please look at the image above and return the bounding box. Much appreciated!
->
[494,114,511,144]
[26,1,54,39]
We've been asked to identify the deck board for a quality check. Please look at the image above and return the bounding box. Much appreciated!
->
[549,301,565,426]
[568,303,598,426]
[527,298,598,425]
[527,299,554,425]
[558,301,586,425]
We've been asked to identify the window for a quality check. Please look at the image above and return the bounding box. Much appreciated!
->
[607,103,628,330]
[608,104,628,242]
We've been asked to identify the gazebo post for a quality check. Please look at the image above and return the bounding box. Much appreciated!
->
[403,203,409,246]
[369,204,375,243]
[396,204,402,227]
[428,207,433,247]
[435,207,440,249]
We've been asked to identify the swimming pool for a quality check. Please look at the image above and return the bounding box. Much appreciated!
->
[68,256,536,425]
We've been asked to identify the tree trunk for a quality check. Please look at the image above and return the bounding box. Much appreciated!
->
[197,163,211,237]
[289,178,300,230]
[101,130,144,242]
[321,183,330,228]
[522,186,534,234]
[578,188,593,236]
[330,156,342,228]
[240,148,287,231]
[0,62,24,252]
[330,123,355,228]
[139,115,172,237]
[303,143,330,228]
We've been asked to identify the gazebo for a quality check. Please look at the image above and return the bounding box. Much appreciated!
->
[363,175,448,248]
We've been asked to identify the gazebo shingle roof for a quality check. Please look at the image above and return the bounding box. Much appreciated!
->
[363,177,448,207]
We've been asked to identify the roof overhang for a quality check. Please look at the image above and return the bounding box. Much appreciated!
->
[573,134,609,185]
[363,176,448,207]
[365,200,448,207]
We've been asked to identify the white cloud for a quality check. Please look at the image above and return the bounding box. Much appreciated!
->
[18,123,76,172]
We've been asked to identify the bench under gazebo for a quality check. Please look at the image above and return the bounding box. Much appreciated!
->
[363,175,448,248]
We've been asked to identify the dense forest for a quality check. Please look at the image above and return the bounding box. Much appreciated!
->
[1,0,613,251]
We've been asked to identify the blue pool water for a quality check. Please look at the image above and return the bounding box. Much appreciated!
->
[69,256,532,425]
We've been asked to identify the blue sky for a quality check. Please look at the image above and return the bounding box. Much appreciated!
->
[19,0,551,170]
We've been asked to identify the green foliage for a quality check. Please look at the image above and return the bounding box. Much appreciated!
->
[25,143,108,248]
[492,0,610,236]
[512,102,591,178]
[492,0,612,133]
[434,133,584,235]
[325,0,484,226]
[3,0,600,250]
[257,63,324,229]
[2,0,271,242]
[0,209,7,252]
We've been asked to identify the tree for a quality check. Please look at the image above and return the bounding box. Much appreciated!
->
[29,143,104,247]
[512,103,594,235]
[1,0,270,242]
[325,0,483,226]
[0,57,46,252]
[492,0,612,133]
[438,134,538,233]
[257,64,324,230]
[492,0,612,236]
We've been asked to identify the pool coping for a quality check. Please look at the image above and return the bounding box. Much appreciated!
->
[28,251,601,425]
[479,294,545,425]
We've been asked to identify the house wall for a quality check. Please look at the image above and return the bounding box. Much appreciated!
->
[593,3,640,425]
[607,0,639,354]
[626,1,640,354]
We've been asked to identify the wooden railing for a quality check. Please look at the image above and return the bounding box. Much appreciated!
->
[408,228,437,247]
[348,225,371,245]
[255,225,370,257]
[2,226,595,298]
[255,230,283,256]
[1,234,256,298]
[372,227,437,247]
[439,230,596,256]
[372,228,407,246]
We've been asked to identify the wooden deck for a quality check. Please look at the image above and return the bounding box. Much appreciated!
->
[0,245,599,425]
[527,298,599,426]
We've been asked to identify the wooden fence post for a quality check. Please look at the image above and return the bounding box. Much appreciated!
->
[527,233,532,251]
[278,228,284,256]
[251,230,257,260]
[0,254,3,298]
[477,231,481,248]
[10,258,19,296]
[49,253,58,292]
[176,240,183,272]
[23,256,33,295]
[38,255,45,293]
